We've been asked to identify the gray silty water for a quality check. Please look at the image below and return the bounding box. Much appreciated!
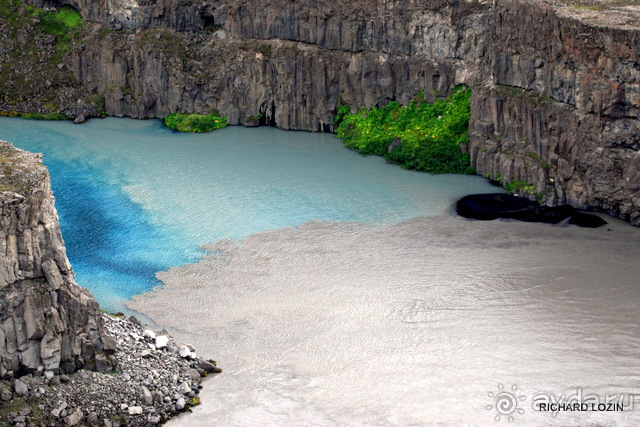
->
[130,214,640,426]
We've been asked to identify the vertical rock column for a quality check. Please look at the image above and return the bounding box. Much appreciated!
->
[0,141,114,378]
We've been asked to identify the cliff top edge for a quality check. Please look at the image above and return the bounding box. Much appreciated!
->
[548,0,640,29]
[0,140,46,199]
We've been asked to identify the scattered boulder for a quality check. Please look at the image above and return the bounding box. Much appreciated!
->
[179,346,192,358]
[175,397,186,411]
[65,409,83,426]
[196,358,221,373]
[141,386,153,406]
[155,336,169,349]
[1,315,219,427]
[14,379,28,396]
[128,406,143,415]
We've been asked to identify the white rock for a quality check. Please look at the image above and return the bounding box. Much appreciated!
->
[143,329,156,340]
[177,381,191,394]
[44,370,55,381]
[155,335,169,349]
[178,346,191,358]
[128,406,143,415]
[175,397,186,411]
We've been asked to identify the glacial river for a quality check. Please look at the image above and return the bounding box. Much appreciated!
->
[1,117,640,425]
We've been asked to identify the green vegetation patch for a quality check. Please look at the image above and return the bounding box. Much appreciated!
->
[39,6,85,54]
[335,86,474,174]
[0,0,85,55]
[0,387,49,425]
[39,6,84,35]
[504,180,535,195]
[21,112,69,120]
[164,110,227,132]
[490,85,553,107]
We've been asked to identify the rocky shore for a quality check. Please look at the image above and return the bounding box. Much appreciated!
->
[0,140,220,426]
[0,313,220,427]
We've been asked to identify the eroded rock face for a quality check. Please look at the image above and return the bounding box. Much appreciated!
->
[469,0,640,224]
[0,141,113,378]
[6,0,640,222]
[59,0,490,131]
[469,85,640,225]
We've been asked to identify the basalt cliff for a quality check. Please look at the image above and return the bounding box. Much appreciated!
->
[1,0,640,224]
[0,141,113,378]
[0,141,219,425]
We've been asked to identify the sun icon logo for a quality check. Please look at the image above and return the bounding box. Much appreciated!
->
[486,383,526,422]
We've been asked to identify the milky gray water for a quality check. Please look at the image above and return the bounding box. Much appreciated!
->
[1,117,639,425]
[132,214,640,426]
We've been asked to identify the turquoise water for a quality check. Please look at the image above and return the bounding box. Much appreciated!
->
[0,117,499,311]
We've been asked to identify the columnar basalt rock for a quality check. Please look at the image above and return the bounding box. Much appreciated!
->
[469,0,640,224]
[469,85,640,225]
[57,0,490,130]
[0,141,114,378]
[5,0,640,222]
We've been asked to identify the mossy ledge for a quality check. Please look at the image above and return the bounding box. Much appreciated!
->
[335,87,474,175]
[164,111,227,133]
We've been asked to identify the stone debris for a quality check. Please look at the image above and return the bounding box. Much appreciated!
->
[13,379,28,397]
[155,335,169,349]
[0,314,220,426]
[178,346,192,358]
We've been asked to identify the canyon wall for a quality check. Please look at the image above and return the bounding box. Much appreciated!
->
[3,0,640,222]
[0,141,114,378]
[469,0,640,224]
[61,0,490,131]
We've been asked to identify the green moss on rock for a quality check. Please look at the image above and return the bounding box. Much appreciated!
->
[164,111,227,132]
[335,86,474,174]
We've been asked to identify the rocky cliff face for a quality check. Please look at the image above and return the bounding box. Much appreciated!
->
[0,141,114,378]
[3,0,640,223]
[469,0,640,225]
[59,0,490,131]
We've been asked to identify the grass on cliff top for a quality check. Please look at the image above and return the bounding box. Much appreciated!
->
[164,110,227,133]
[38,6,85,54]
[0,0,85,54]
[335,86,474,174]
